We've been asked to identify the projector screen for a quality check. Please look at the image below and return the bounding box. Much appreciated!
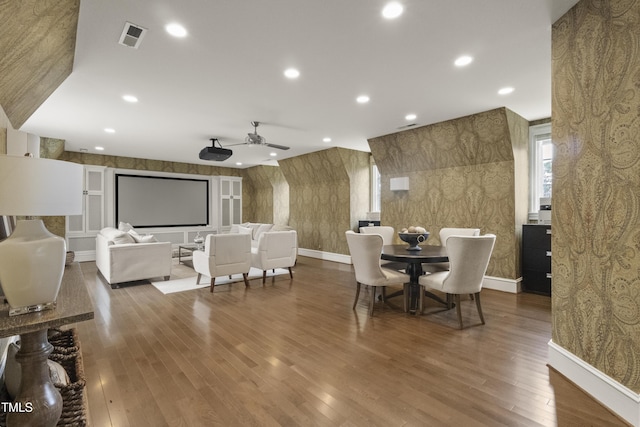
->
[115,174,209,228]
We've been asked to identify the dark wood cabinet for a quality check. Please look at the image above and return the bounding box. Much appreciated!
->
[358,220,380,229]
[522,224,551,295]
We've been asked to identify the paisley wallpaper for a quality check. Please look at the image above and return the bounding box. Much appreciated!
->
[552,0,640,392]
[279,148,370,255]
[0,0,79,129]
[369,107,529,279]
[243,165,289,225]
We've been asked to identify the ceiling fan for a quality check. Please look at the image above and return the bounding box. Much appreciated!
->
[241,121,290,150]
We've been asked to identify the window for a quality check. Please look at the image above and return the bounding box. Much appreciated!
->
[371,163,381,213]
[529,123,552,218]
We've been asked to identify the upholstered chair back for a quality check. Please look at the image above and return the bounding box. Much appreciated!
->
[203,233,251,268]
[253,230,297,269]
[439,227,480,247]
[345,231,390,285]
[443,234,495,295]
[359,226,395,245]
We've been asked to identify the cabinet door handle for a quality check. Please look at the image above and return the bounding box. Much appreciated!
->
[546,251,552,257]
[546,229,552,235]
[546,273,552,279]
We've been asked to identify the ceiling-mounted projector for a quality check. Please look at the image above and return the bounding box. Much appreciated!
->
[199,138,232,161]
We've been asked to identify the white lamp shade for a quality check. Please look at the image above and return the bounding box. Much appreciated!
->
[0,155,83,216]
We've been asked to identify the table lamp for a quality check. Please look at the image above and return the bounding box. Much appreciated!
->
[0,154,83,316]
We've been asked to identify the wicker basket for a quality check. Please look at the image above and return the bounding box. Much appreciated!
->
[48,328,87,427]
[0,329,87,427]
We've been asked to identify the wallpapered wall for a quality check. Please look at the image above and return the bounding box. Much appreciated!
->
[242,165,290,225]
[552,0,640,392]
[369,107,529,279]
[0,0,79,130]
[279,147,370,255]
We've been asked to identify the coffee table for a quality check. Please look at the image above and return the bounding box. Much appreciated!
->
[178,244,199,264]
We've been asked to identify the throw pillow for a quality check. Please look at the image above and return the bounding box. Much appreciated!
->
[138,234,158,243]
[112,232,136,245]
[100,227,124,241]
[254,223,274,241]
[118,222,134,232]
[237,225,252,235]
[128,230,157,243]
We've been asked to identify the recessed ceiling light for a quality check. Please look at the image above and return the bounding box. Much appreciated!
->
[356,95,370,104]
[454,55,473,67]
[284,68,300,79]
[270,152,277,157]
[498,87,515,95]
[382,2,404,19]
[236,162,243,166]
[323,137,332,143]
[405,113,417,121]
[104,128,115,133]
[95,146,105,151]
[165,23,187,38]
[122,94,138,103]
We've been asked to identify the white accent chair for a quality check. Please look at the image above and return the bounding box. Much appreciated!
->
[422,227,480,273]
[418,234,496,329]
[359,226,395,244]
[345,230,410,316]
[193,233,251,292]
[251,230,297,284]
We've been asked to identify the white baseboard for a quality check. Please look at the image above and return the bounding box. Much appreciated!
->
[483,275,521,293]
[298,248,351,264]
[548,340,640,426]
[72,250,96,263]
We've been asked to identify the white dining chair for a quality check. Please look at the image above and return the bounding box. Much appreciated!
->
[418,234,495,329]
[422,227,480,273]
[359,226,395,245]
[345,230,410,316]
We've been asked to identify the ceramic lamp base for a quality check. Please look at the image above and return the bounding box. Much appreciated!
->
[0,219,65,316]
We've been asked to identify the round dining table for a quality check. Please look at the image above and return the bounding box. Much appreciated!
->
[381,244,449,314]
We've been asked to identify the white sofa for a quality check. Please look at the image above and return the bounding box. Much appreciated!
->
[96,227,172,289]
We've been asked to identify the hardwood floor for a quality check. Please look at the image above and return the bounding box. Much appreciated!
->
[74,257,628,427]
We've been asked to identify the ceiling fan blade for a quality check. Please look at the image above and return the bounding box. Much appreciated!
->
[225,142,249,147]
[264,142,290,150]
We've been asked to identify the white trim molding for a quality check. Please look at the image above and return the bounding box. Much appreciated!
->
[548,340,640,426]
[72,250,96,263]
[483,275,522,293]
[298,248,352,264]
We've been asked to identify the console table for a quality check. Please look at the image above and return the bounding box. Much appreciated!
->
[0,262,94,427]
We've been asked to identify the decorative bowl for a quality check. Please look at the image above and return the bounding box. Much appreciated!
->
[398,232,430,251]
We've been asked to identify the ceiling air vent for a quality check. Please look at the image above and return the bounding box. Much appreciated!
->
[119,22,147,48]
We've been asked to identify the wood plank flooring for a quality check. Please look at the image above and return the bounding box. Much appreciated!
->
[73,256,628,426]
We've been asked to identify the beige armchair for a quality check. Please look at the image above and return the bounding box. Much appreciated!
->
[345,230,410,316]
[250,230,297,284]
[193,233,251,292]
[418,234,495,328]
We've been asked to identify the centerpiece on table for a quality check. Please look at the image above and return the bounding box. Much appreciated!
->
[398,226,430,251]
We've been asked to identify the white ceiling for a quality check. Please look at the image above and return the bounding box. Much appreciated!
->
[22,0,579,169]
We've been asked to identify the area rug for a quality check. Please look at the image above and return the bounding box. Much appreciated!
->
[150,267,290,294]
